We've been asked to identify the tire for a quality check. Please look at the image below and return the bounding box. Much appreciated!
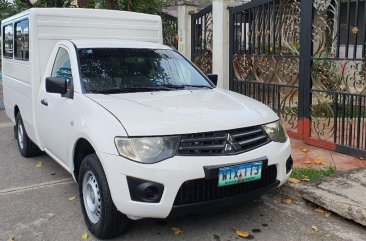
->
[16,113,42,157]
[78,154,129,239]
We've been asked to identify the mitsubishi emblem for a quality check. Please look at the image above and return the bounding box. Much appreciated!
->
[224,134,241,153]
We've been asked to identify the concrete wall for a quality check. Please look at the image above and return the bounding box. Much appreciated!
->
[178,0,251,89]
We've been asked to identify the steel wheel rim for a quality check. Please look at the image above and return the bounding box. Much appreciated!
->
[82,171,101,224]
[18,123,24,150]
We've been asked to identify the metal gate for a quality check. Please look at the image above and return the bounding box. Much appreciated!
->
[161,12,178,49]
[191,5,213,74]
[229,0,366,158]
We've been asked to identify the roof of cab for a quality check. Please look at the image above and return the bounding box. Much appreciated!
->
[70,39,171,50]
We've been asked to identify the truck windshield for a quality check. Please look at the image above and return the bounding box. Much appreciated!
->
[78,48,213,94]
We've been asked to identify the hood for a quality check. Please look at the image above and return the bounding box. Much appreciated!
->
[87,88,278,136]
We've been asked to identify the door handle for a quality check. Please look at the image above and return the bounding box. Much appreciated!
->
[41,99,48,106]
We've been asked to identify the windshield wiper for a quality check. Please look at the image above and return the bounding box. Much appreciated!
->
[158,84,213,89]
[90,86,174,94]
[181,85,213,89]
[121,86,174,91]
[158,84,185,89]
[89,85,212,94]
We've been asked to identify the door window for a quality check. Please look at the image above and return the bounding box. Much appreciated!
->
[3,24,13,58]
[14,19,29,61]
[51,48,73,96]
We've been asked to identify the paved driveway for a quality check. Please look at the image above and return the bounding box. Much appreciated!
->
[0,111,365,241]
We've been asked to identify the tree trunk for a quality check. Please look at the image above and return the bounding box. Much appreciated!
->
[78,0,89,8]
[127,0,133,11]
[105,0,119,9]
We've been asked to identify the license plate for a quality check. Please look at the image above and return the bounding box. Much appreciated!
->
[218,162,262,187]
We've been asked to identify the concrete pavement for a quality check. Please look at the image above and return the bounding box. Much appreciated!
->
[0,110,365,241]
[291,139,366,171]
[301,169,366,226]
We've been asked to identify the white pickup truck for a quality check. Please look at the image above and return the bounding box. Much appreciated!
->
[2,8,292,239]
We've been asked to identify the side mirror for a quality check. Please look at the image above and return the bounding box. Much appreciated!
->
[207,74,218,86]
[46,77,67,95]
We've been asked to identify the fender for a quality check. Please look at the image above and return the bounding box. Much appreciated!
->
[67,93,128,180]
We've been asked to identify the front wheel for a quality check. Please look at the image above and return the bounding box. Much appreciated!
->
[78,154,129,239]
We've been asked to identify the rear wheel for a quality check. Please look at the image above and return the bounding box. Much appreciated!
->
[16,113,42,157]
[78,154,129,239]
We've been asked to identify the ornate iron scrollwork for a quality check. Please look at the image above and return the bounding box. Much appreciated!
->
[233,54,253,81]
[194,50,213,74]
[311,0,366,147]
[231,0,301,132]
[192,7,213,74]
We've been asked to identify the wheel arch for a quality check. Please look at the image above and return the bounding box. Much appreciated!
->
[14,105,20,119]
[73,138,96,182]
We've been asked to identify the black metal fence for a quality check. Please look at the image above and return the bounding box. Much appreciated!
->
[161,12,178,49]
[229,0,301,136]
[229,0,366,158]
[191,5,213,74]
[310,0,366,156]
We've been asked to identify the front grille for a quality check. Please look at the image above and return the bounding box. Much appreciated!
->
[174,165,277,205]
[177,125,270,156]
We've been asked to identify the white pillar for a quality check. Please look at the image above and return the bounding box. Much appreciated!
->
[177,1,198,60]
[212,0,235,89]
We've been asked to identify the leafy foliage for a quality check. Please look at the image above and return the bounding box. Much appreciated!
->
[291,165,336,182]
[0,0,29,21]
[34,0,70,7]
[119,0,164,14]
[0,0,169,23]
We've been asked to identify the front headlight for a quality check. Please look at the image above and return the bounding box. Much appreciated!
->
[262,120,288,143]
[114,136,179,163]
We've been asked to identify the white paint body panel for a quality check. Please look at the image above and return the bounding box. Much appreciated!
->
[1,8,162,146]
[1,9,291,220]
[86,88,279,136]
[101,139,291,219]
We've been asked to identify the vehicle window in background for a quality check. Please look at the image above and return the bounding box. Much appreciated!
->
[3,24,13,58]
[51,48,73,95]
[78,48,212,93]
[15,19,29,60]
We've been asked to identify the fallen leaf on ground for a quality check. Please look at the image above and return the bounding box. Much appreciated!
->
[273,199,279,204]
[36,161,43,168]
[311,225,318,232]
[81,233,89,240]
[283,198,293,204]
[314,207,325,213]
[288,177,301,184]
[324,212,332,217]
[305,160,312,164]
[314,158,326,165]
[171,227,183,235]
[301,178,310,182]
[235,229,250,238]
[324,234,331,237]
[301,148,308,153]
[68,196,76,201]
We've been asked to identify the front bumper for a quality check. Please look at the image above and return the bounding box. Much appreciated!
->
[169,180,280,217]
[99,138,291,219]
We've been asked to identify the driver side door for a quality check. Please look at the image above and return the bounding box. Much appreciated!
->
[37,46,74,166]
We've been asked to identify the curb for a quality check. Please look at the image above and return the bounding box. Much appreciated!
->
[275,183,309,202]
[278,174,366,227]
